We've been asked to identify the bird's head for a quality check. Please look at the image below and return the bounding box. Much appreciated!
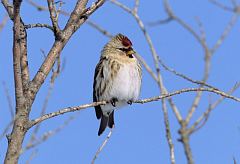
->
[102,34,136,59]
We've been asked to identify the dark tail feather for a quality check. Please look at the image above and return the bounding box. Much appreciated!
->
[98,115,108,136]
[108,110,115,128]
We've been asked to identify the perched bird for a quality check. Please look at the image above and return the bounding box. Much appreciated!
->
[93,33,142,136]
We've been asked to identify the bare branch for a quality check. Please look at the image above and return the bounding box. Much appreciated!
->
[133,0,139,14]
[4,1,29,163]
[28,101,107,128]
[91,127,114,164]
[24,23,54,31]
[195,17,206,43]
[211,14,239,54]
[27,78,55,145]
[110,0,132,13]
[157,57,218,90]
[208,0,234,12]
[1,0,14,19]
[26,0,69,15]
[162,98,175,163]
[186,11,238,124]
[2,0,31,94]
[27,51,62,150]
[12,0,24,105]
[162,1,214,127]
[47,0,61,36]
[30,0,105,101]
[26,0,112,41]
[164,0,208,50]
[24,116,76,152]
[148,17,173,26]
[189,83,240,134]
[28,87,240,129]
[178,121,194,164]
[186,60,210,124]
[86,20,113,38]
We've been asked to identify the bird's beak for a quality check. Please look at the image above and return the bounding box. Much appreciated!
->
[126,49,136,56]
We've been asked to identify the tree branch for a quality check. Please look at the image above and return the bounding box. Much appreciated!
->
[29,0,105,103]
[91,127,114,164]
[1,0,14,19]
[4,1,29,163]
[24,23,54,31]
[28,87,240,129]
[2,0,30,94]
[47,0,61,36]
[189,82,240,134]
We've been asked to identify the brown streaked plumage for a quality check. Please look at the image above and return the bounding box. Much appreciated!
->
[93,33,142,136]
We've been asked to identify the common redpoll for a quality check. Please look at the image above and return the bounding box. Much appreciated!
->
[93,34,142,136]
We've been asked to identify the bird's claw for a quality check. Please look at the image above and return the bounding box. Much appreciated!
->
[110,98,118,107]
[127,100,132,105]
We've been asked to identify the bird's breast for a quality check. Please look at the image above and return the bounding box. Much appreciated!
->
[110,63,141,101]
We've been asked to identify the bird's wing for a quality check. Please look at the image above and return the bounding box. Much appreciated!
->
[93,57,106,119]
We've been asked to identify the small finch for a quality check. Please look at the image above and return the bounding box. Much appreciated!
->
[93,34,142,136]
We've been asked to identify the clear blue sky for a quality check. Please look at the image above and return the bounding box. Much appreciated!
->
[0,0,240,163]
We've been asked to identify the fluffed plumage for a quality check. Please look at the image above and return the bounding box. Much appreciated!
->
[93,34,142,136]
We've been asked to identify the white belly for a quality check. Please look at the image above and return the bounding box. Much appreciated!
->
[110,64,140,101]
[101,63,141,114]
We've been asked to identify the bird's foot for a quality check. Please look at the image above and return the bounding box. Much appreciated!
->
[127,100,133,105]
[110,98,118,107]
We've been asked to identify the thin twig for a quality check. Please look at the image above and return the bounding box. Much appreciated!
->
[28,87,240,129]
[133,0,139,14]
[186,9,238,124]
[148,17,173,26]
[1,0,14,19]
[208,0,234,12]
[23,116,76,153]
[164,0,208,50]
[91,127,114,164]
[195,17,206,43]
[189,82,240,134]
[47,0,61,35]
[211,14,239,54]
[157,57,218,90]
[26,0,113,42]
[86,20,113,38]
[24,23,54,31]
[163,0,212,127]
[178,121,194,164]
[27,49,62,149]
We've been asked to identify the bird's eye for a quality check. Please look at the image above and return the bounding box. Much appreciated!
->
[118,48,128,52]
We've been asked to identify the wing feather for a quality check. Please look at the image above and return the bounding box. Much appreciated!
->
[93,58,105,119]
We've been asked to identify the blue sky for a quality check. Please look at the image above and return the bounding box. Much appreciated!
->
[0,0,240,163]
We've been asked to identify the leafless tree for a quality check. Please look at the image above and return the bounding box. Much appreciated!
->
[1,0,240,164]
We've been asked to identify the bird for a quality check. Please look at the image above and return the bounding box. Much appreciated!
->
[93,33,142,136]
